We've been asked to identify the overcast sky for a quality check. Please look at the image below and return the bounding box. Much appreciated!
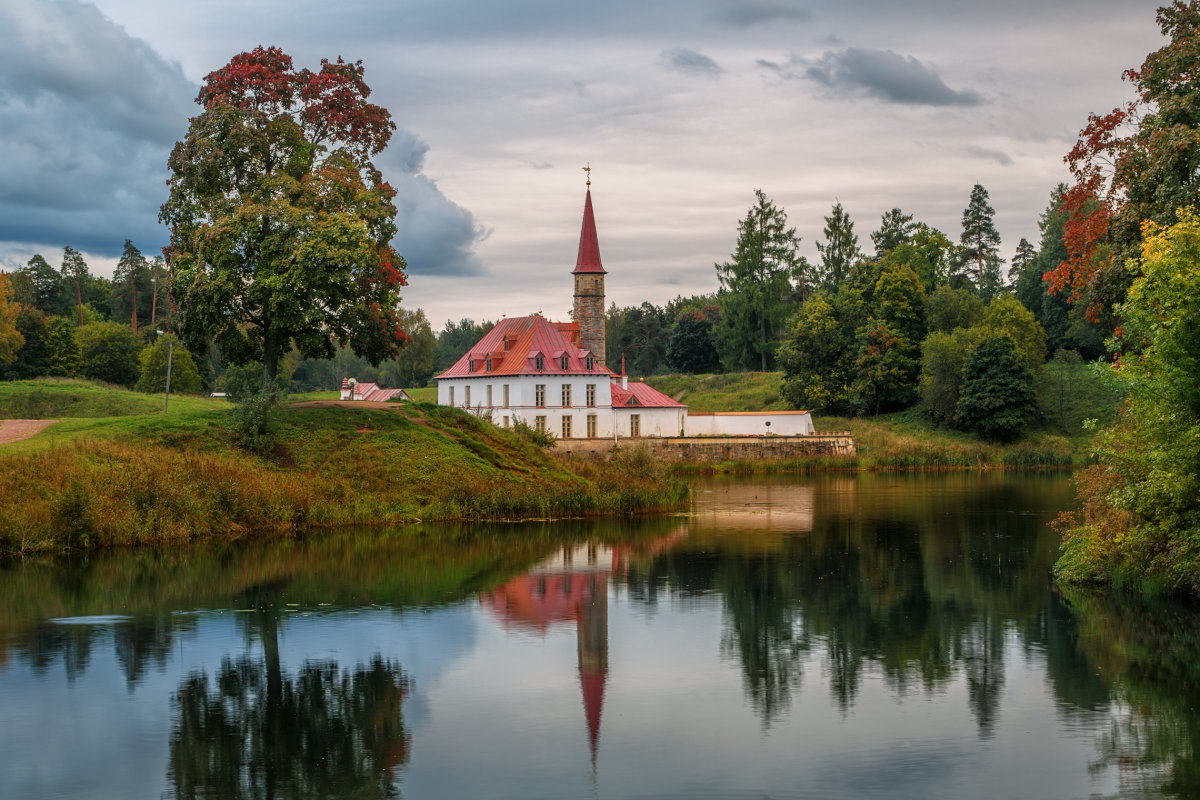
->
[0,0,1165,327]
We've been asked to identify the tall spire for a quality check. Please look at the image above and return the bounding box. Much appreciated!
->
[572,178,607,367]
[573,187,606,275]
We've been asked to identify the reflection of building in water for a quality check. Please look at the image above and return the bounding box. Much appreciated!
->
[480,535,681,773]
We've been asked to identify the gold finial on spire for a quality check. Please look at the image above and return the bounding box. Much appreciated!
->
[583,162,591,187]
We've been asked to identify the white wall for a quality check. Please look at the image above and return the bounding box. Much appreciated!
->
[684,412,814,437]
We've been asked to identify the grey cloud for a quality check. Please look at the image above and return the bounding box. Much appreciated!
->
[378,140,489,277]
[529,162,554,170]
[0,0,195,257]
[964,145,1013,166]
[661,48,722,78]
[802,48,983,107]
[712,1,811,27]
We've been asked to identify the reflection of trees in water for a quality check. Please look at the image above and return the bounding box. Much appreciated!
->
[167,654,410,800]
[717,554,810,725]
[1061,588,1200,799]
[623,477,1073,735]
[8,614,196,687]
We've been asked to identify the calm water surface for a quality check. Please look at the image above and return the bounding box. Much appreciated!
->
[2,473,1199,799]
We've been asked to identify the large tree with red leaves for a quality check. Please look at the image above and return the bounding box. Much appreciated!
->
[1050,2,1200,322]
[160,46,408,387]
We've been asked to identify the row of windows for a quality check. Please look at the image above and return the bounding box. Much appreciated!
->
[530,414,640,439]
[449,384,597,409]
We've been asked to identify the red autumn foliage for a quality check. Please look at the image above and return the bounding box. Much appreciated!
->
[198,45,394,158]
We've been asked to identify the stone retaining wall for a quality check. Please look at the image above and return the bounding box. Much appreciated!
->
[554,433,856,462]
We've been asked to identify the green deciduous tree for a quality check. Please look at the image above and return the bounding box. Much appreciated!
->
[609,301,668,375]
[979,295,1047,369]
[852,320,920,416]
[136,333,202,395]
[714,189,804,371]
[888,223,955,292]
[161,46,408,391]
[918,329,975,424]
[76,321,143,387]
[1036,349,1119,435]
[926,285,984,333]
[779,292,852,412]
[959,184,1005,299]
[955,336,1035,442]
[1057,210,1200,592]
[816,201,862,289]
[0,273,24,365]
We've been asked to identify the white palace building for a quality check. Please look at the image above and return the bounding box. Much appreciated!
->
[435,185,814,441]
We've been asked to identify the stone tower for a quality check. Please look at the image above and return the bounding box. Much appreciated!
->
[572,188,607,368]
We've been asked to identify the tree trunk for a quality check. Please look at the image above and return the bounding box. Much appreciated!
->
[75,280,83,326]
[262,327,279,396]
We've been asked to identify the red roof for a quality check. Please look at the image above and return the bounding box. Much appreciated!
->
[352,382,409,402]
[609,381,686,408]
[572,189,606,275]
[435,314,609,379]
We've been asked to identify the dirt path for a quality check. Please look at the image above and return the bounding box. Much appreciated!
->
[0,419,56,444]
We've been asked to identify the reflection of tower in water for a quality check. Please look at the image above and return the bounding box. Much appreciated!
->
[481,541,612,773]
[481,533,682,774]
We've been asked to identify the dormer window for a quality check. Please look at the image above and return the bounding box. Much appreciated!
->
[468,359,474,373]
[486,358,493,372]
[560,354,569,370]
[585,355,594,370]
[535,355,544,371]
[503,339,510,350]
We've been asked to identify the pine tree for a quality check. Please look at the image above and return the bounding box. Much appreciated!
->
[816,201,862,289]
[959,184,1004,299]
[871,207,916,257]
[111,240,152,333]
[60,246,90,326]
[714,189,804,371]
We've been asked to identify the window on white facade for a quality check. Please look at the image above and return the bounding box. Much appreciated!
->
[586,414,597,438]
[630,414,641,437]
[486,384,493,407]
[535,384,545,407]
[586,384,596,407]
[464,385,471,407]
[562,416,572,438]
[503,384,510,408]
[561,384,571,407]
[448,386,454,406]
[534,415,547,434]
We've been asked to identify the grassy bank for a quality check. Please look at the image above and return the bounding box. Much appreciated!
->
[0,380,687,555]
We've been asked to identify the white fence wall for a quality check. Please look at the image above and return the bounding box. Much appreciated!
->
[684,412,814,437]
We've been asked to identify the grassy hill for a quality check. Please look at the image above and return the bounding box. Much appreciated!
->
[643,372,789,412]
[0,379,685,555]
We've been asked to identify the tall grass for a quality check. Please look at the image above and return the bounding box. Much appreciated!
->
[0,388,690,555]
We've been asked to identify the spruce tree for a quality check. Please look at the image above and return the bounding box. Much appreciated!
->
[959,184,1004,300]
[816,201,862,290]
[956,335,1035,442]
[714,189,803,371]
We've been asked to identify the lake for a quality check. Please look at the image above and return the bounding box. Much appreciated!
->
[2,472,1198,799]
